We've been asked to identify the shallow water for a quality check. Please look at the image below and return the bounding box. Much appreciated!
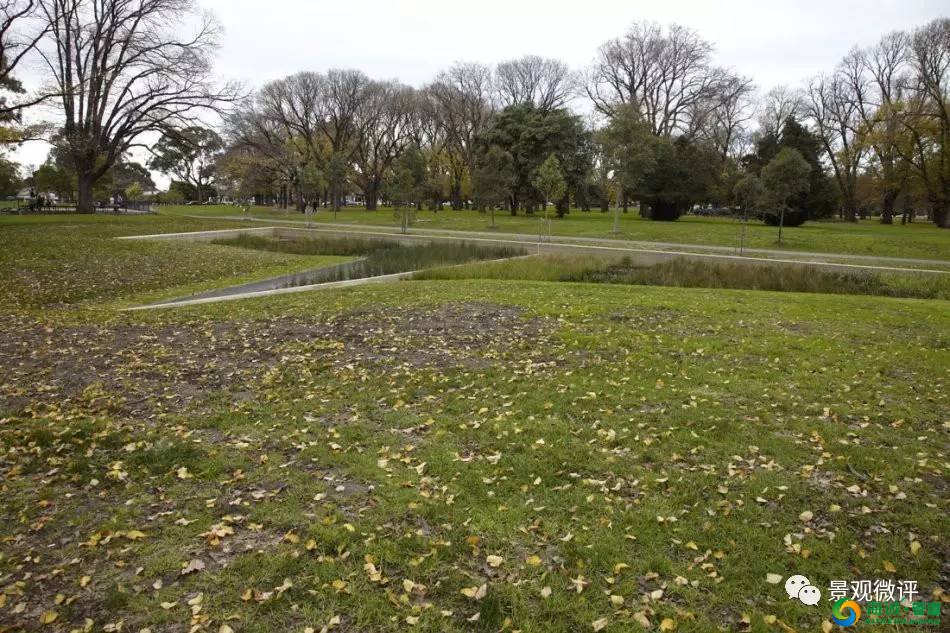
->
[149,240,525,306]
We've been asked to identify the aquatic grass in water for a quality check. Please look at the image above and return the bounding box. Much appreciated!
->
[565,257,950,299]
[417,254,950,300]
[280,242,526,287]
[213,233,526,288]
[212,233,399,256]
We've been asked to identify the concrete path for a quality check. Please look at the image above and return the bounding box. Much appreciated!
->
[124,269,417,311]
[185,214,950,271]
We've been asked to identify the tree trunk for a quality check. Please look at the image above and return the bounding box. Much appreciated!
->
[295,181,305,212]
[934,203,950,228]
[365,181,379,211]
[880,189,897,225]
[77,174,95,213]
[450,180,462,210]
[327,183,336,211]
[778,200,786,243]
[843,198,857,223]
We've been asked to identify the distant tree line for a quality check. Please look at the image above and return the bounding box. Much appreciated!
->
[0,0,235,210]
[213,18,949,227]
[0,2,946,227]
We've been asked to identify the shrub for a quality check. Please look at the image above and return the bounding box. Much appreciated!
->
[760,207,808,227]
[641,201,684,221]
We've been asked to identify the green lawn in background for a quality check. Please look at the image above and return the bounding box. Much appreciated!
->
[0,213,946,632]
[162,204,950,261]
[0,213,351,312]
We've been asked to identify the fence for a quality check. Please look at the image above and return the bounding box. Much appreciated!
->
[1,200,154,215]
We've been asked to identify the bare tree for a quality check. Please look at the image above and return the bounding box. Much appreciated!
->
[352,80,415,210]
[225,97,301,207]
[251,69,380,210]
[494,55,576,111]
[757,85,805,138]
[258,72,325,169]
[586,21,722,137]
[896,18,950,227]
[256,72,326,208]
[316,69,371,209]
[411,87,453,209]
[36,0,236,211]
[805,73,866,222]
[839,32,910,222]
[699,72,756,159]
[427,62,495,208]
[0,0,50,137]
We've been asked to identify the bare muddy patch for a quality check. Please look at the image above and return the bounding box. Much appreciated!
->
[0,303,552,419]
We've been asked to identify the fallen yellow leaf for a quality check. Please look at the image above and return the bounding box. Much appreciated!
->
[460,584,487,600]
[39,611,58,625]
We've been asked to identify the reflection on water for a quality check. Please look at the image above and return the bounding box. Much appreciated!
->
[276,258,373,288]
[151,240,525,305]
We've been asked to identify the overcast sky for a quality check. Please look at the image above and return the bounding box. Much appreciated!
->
[11,0,949,186]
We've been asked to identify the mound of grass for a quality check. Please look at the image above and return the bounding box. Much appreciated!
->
[1,214,946,632]
[2,278,946,632]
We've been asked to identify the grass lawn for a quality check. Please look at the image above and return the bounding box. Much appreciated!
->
[1,214,947,632]
[0,214,353,313]
[163,204,950,262]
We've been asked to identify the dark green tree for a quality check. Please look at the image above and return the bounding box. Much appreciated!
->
[33,162,72,200]
[385,146,427,233]
[733,174,765,217]
[761,147,811,242]
[472,145,514,228]
[475,104,592,215]
[639,137,720,221]
[0,155,20,197]
[112,160,155,197]
[533,154,566,225]
[167,180,198,202]
[148,127,223,203]
[745,116,838,221]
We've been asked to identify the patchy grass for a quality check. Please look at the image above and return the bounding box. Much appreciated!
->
[166,204,950,261]
[0,214,352,313]
[0,214,947,632]
[418,254,950,300]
